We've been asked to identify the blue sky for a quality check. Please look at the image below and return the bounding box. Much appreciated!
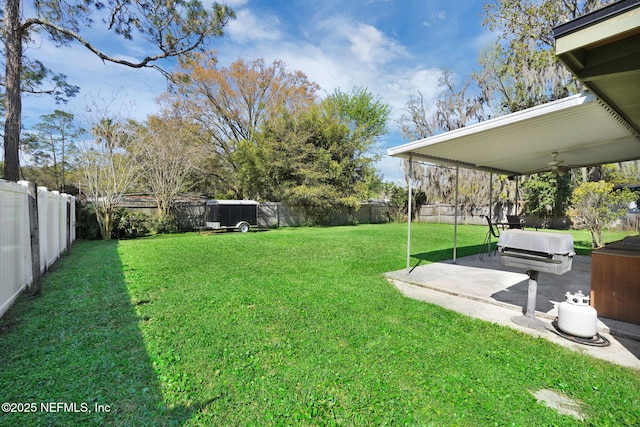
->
[21,0,495,183]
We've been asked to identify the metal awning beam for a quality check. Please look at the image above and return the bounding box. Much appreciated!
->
[393,152,517,176]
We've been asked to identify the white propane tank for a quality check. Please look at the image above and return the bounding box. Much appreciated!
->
[557,290,598,338]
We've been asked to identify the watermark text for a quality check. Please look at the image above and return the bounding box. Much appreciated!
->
[2,402,111,414]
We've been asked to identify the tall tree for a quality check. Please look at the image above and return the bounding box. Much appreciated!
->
[479,0,606,113]
[168,54,320,197]
[569,181,635,248]
[322,87,391,200]
[24,109,80,191]
[0,56,80,172]
[238,88,391,221]
[2,0,234,182]
[77,116,138,240]
[132,114,204,219]
[398,70,506,217]
[400,69,486,139]
[520,171,573,221]
[238,105,351,222]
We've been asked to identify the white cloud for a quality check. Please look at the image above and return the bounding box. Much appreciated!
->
[316,17,408,68]
[226,8,282,44]
[408,68,444,98]
[272,44,352,94]
[422,10,447,27]
[375,154,405,184]
[347,23,407,65]
[345,66,442,125]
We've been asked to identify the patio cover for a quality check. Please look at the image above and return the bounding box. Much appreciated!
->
[387,92,640,176]
[389,0,640,175]
[387,0,640,271]
[387,92,640,270]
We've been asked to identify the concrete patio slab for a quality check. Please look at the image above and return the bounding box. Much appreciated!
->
[385,254,640,370]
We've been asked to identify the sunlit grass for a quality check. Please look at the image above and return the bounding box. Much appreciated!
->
[0,223,637,426]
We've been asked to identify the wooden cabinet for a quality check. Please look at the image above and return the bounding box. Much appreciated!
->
[591,242,640,325]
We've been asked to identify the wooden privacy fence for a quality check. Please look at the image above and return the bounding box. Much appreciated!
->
[256,202,391,227]
[115,194,395,229]
[0,181,76,318]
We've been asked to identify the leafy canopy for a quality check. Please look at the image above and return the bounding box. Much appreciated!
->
[568,181,635,248]
[168,54,319,197]
[237,87,391,222]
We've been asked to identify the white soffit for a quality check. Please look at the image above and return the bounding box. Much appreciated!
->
[387,93,640,176]
[554,0,640,137]
[555,5,640,55]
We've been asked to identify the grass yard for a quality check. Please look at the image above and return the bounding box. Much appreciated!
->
[0,223,638,426]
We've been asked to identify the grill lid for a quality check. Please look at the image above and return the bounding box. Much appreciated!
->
[497,230,575,256]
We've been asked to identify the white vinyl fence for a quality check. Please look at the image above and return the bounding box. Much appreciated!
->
[0,180,76,318]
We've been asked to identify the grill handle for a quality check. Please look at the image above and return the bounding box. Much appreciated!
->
[498,247,575,263]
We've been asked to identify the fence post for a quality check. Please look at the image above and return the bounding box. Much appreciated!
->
[20,181,41,296]
[66,196,72,253]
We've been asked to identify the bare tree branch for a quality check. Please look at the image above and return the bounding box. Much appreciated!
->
[23,18,204,69]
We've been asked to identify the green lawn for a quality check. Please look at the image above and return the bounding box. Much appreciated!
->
[0,223,638,426]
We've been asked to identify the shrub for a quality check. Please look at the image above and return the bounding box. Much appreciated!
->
[111,208,150,239]
[568,180,635,248]
[76,203,102,240]
[153,213,180,234]
[521,172,572,220]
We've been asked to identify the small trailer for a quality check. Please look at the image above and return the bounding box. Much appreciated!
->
[204,200,258,232]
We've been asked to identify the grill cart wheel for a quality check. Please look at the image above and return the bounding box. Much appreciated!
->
[238,222,250,233]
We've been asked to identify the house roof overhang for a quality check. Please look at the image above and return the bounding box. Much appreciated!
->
[554,0,640,137]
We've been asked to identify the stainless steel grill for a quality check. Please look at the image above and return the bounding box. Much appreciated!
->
[498,230,575,275]
[497,230,575,329]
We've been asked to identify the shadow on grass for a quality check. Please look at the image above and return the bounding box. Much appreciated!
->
[409,244,488,271]
[0,240,206,426]
[411,238,596,268]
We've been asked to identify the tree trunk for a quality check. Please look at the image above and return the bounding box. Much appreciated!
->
[157,198,168,218]
[23,181,42,295]
[3,0,23,181]
[588,166,602,182]
[97,208,112,240]
[52,139,60,189]
[61,139,66,192]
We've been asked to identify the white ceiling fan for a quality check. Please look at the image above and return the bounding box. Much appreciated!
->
[547,152,570,176]
[529,152,577,176]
